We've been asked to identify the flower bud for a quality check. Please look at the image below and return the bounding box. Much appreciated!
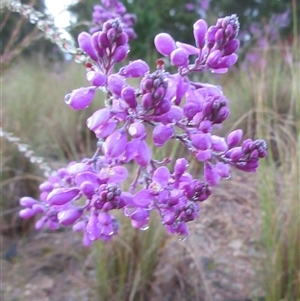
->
[170,48,189,67]
[94,121,117,138]
[32,204,44,214]
[204,162,220,186]
[202,100,213,117]
[211,135,228,152]
[153,166,170,189]
[229,147,243,162]
[121,86,137,108]
[199,120,212,133]
[58,208,83,226]
[237,160,259,172]
[107,28,117,42]
[20,196,37,207]
[141,93,153,110]
[68,163,92,176]
[176,42,198,55]
[99,32,110,48]
[19,208,36,219]
[65,87,95,110]
[193,19,207,49]
[174,158,188,176]
[107,74,125,96]
[214,106,229,123]
[183,101,201,119]
[218,54,238,69]
[73,220,86,232]
[216,162,230,178]
[134,140,151,166]
[196,149,212,161]
[119,59,149,78]
[207,50,222,68]
[191,133,211,150]
[153,98,171,115]
[98,212,112,225]
[215,28,225,46]
[227,129,243,148]
[116,32,128,45]
[129,122,146,138]
[113,44,129,63]
[132,189,153,207]
[35,217,46,230]
[163,213,176,225]
[206,25,218,48]
[78,32,97,61]
[154,33,176,56]
[47,187,80,206]
[91,32,104,58]
[39,182,53,192]
[87,108,110,131]
[80,181,96,199]
[103,130,127,158]
[131,208,149,222]
[223,39,239,56]
[86,71,106,87]
[158,105,183,124]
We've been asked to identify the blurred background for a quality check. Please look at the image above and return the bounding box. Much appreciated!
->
[1,0,299,300]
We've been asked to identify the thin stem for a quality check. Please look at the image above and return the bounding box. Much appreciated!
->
[129,166,142,194]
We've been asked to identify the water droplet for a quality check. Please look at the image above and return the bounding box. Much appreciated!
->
[64,93,71,104]
[178,235,187,242]
[140,225,149,231]
[88,231,96,241]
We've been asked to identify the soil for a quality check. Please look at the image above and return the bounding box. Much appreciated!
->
[1,170,266,301]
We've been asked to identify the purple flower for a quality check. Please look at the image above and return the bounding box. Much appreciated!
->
[19,208,36,219]
[170,48,189,67]
[87,108,111,131]
[193,19,207,48]
[103,129,127,158]
[107,74,125,96]
[153,124,173,147]
[132,189,153,208]
[227,129,243,148]
[154,33,176,56]
[58,208,83,226]
[47,187,81,206]
[65,87,95,110]
[78,32,98,61]
[119,60,149,78]
[18,13,267,246]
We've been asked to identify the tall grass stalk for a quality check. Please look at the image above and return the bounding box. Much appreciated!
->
[254,40,299,300]
[94,212,166,301]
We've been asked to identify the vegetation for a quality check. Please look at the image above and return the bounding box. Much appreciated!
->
[1,0,299,300]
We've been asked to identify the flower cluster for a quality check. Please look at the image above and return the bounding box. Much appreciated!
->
[90,0,137,40]
[19,14,267,246]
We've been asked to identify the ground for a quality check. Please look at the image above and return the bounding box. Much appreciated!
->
[1,170,266,301]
